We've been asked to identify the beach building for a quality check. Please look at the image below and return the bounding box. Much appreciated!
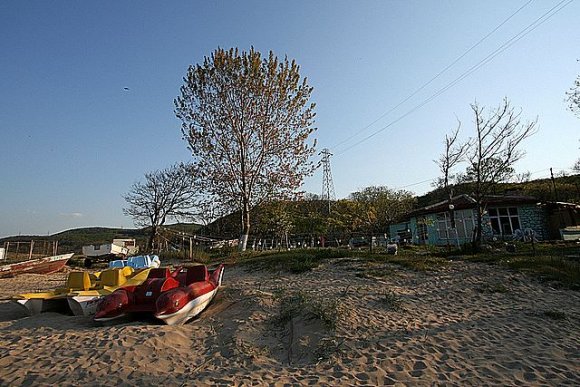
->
[389,194,580,246]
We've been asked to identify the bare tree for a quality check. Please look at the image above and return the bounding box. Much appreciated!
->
[565,74,580,172]
[435,120,469,248]
[566,75,580,118]
[464,98,538,249]
[175,47,317,251]
[514,171,532,183]
[123,163,197,250]
[435,120,470,192]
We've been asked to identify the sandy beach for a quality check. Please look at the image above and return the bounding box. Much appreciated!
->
[0,258,578,386]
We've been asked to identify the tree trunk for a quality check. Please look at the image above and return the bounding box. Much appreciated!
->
[147,225,158,252]
[239,200,250,252]
[472,204,483,252]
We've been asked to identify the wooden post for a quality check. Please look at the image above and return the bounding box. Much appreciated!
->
[189,237,193,260]
[28,240,34,260]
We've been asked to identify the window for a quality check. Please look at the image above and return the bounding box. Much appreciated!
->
[436,213,450,239]
[436,212,475,240]
[488,207,520,236]
[455,212,475,240]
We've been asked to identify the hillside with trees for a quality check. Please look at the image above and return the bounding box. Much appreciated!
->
[3,176,576,252]
[418,174,580,208]
[0,224,202,255]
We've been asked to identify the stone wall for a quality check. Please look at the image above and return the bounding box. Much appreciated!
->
[517,205,549,240]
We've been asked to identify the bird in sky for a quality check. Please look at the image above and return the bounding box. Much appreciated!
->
[123,87,129,90]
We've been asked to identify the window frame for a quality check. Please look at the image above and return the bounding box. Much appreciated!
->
[487,207,520,236]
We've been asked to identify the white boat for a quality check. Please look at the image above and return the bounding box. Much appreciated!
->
[81,239,139,267]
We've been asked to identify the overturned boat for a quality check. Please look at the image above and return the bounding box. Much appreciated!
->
[94,264,224,325]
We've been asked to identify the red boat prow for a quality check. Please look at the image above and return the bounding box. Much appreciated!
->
[94,264,224,325]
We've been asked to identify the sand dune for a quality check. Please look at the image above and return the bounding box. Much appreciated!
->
[1,258,578,386]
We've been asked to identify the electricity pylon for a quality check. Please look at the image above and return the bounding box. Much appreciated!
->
[320,148,335,213]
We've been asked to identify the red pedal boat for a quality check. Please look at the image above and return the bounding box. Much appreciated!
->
[94,264,224,325]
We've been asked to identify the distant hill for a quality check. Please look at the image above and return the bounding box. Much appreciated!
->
[416,174,580,208]
[0,223,202,254]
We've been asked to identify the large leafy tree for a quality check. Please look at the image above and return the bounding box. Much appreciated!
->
[175,47,317,251]
[123,163,197,250]
[252,200,294,250]
[291,194,328,242]
[349,186,416,251]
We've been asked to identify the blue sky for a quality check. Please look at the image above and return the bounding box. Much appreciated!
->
[1,1,578,237]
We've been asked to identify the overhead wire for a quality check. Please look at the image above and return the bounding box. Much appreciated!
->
[330,0,535,151]
[333,0,574,157]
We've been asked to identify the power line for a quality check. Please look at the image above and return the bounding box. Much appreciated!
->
[333,0,573,157]
[330,0,534,151]
[402,0,574,118]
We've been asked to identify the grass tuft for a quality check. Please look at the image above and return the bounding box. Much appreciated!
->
[464,250,580,290]
[380,290,403,311]
[543,310,567,321]
[275,290,341,330]
[237,249,349,273]
[477,282,509,294]
[356,266,395,279]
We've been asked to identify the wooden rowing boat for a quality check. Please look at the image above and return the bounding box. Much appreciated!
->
[0,253,74,279]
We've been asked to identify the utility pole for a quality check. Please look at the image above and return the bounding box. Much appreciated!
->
[320,148,336,214]
[550,168,559,201]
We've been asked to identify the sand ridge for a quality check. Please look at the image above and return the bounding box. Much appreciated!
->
[0,258,578,386]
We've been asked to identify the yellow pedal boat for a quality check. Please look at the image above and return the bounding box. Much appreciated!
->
[14,266,152,316]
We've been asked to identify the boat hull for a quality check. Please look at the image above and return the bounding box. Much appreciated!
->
[14,267,154,317]
[94,264,224,325]
[14,297,70,316]
[156,287,218,325]
[0,253,74,278]
[67,295,104,316]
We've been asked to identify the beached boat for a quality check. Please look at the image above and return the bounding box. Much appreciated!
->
[108,255,161,269]
[0,240,73,279]
[94,264,224,325]
[14,266,152,316]
[81,239,139,267]
[0,253,74,279]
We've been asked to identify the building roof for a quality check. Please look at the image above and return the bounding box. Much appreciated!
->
[407,194,539,218]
